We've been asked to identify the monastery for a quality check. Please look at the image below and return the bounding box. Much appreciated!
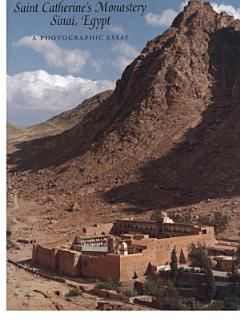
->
[32,213,217,281]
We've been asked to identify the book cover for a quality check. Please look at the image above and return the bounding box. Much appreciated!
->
[5,0,240,313]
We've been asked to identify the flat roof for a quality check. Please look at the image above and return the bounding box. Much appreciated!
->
[116,219,204,228]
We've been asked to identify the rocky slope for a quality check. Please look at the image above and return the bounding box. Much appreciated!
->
[27,90,113,137]
[7,0,240,240]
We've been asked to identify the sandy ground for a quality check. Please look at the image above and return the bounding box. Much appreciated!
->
[7,245,151,311]
[7,262,99,311]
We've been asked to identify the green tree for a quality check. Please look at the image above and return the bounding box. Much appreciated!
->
[143,274,173,297]
[205,257,216,303]
[198,212,229,235]
[188,244,208,271]
[212,212,229,234]
[182,298,202,310]
[170,247,178,285]
[143,274,159,296]
[155,286,183,310]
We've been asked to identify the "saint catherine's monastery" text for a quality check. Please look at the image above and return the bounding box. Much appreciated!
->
[13,1,147,29]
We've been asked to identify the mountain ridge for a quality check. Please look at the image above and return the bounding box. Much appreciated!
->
[7,0,240,240]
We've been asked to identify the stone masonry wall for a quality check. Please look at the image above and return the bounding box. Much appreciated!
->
[119,232,215,281]
[32,244,57,272]
[56,249,81,277]
[32,230,215,282]
[80,254,120,281]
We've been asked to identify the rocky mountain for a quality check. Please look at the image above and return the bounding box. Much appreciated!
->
[7,0,240,240]
[7,122,27,137]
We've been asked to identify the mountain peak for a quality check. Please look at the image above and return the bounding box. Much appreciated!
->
[172,0,240,31]
[187,0,203,7]
[8,0,240,239]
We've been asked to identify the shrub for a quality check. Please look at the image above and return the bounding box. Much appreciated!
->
[65,288,82,297]
[7,236,20,250]
[95,277,120,292]
[198,212,229,235]
[155,286,184,310]
[143,274,173,297]
[123,289,139,297]
[223,296,240,310]
[181,298,202,310]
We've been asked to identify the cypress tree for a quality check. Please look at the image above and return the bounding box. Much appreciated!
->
[204,256,216,302]
[170,247,178,285]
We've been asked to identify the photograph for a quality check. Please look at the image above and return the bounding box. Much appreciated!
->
[4,0,240,313]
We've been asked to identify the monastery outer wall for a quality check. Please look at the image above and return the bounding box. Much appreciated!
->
[32,244,57,271]
[32,245,81,277]
[32,230,215,282]
[56,249,81,277]
[119,232,215,281]
[80,254,120,281]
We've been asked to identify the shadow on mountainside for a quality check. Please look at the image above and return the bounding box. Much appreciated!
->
[7,28,240,211]
[7,34,178,172]
[103,27,240,211]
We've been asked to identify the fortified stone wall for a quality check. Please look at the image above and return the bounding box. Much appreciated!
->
[56,249,81,277]
[32,245,81,277]
[32,228,215,282]
[32,244,57,271]
[119,232,215,281]
[80,254,120,281]
[120,253,150,281]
